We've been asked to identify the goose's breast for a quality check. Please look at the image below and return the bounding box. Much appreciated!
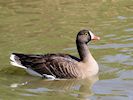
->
[77,62,99,78]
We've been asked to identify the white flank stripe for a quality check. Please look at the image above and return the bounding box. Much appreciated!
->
[26,68,43,77]
[10,61,27,69]
[43,74,56,80]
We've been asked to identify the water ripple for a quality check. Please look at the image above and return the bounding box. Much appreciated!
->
[90,43,133,49]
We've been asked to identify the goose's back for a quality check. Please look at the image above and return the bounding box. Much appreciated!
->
[14,53,81,78]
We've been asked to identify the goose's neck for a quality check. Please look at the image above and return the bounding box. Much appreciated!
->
[76,41,91,62]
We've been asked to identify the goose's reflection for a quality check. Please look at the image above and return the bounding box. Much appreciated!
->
[10,75,99,100]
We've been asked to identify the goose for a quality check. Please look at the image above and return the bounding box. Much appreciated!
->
[10,29,100,79]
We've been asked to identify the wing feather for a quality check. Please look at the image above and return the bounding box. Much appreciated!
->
[13,53,80,78]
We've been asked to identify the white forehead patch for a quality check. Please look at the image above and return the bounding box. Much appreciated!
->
[89,31,94,39]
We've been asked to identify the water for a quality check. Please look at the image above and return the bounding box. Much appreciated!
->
[0,0,133,100]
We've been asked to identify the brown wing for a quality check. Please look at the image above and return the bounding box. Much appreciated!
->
[14,53,81,78]
[41,56,80,78]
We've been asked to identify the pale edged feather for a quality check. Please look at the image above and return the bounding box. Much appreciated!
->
[10,53,81,78]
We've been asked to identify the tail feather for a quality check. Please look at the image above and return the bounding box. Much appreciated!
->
[10,53,56,79]
[10,54,27,69]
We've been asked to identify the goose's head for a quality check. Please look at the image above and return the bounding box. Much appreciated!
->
[76,29,100,44]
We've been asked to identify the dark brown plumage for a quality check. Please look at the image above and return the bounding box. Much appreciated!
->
[13,53,80,78]
[10,29,100,79]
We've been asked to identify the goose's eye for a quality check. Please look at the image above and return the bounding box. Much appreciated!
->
[84,33,88,35]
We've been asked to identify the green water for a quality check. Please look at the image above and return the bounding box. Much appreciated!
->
[0,0,133,100]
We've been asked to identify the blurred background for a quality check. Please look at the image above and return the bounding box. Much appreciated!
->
[0,0,133,100]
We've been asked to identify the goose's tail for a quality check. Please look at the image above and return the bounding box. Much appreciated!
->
[10,53,27,69]
[10,53,56,79]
